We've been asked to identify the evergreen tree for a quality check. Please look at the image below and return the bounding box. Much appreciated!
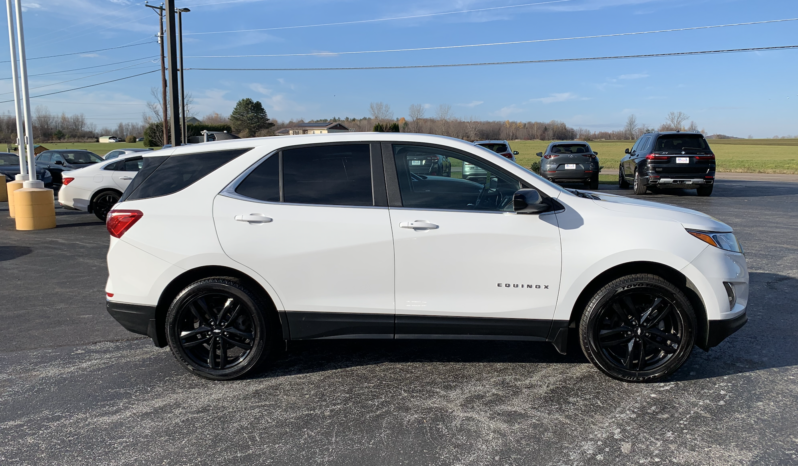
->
[229,98,274,137]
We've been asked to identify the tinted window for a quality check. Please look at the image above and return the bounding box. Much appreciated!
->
[235,154,279,202]
[125,149,250,201]
[393,144,520,212]
[105,151,121,160]
[654,134,711,153]
[282,144,372,206]
[478,143,509,153]
[103,161,121,171]
[38,153,51,163]
[123,157,144,172]
[118,156,169,202]
[58,151,102,164]
[550,144,590,154]
[0,154,17,165]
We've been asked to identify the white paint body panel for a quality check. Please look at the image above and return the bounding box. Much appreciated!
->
[57,153,139,212]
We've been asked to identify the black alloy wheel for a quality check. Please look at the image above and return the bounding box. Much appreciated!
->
[580,274,696,382]
[93,190,120,222]
[618,166,630,188]
[166,278,273,380]
[633,170,647,195]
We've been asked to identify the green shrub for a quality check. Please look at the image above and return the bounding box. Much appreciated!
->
[373,123,384,132]
[530,161,541,174]
[125,135,136,144]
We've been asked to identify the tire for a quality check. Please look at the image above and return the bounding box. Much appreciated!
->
[579,274,696,383]
[697,185,713,197]
[618,166,630,188]
[633,170,647,195]
[589,176,599,190]
[92,190,121,222]
[165,278,276,380]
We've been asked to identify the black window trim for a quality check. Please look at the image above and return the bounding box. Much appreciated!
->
[220,142,388,209]
[382,141,544,215]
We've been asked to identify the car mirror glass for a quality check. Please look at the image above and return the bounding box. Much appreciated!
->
[513,151,519,155]
[624,148,630,154]
[593,151,599,155]
[513,189,548,214]
[536,152,543,157]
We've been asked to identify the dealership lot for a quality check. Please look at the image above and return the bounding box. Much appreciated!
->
[1,179,797,465]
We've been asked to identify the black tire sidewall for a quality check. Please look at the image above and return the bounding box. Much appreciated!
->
[166,279,270,380]
[579,274,696,383]
[92,190,120,221]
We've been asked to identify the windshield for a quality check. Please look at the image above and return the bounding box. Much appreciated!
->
[0,153,18,165]
[653,135,710,153]
[478,143,509,153]
[59,151,103,164]
[550,144,591,154]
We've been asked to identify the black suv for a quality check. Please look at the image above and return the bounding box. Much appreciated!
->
[619,132,716,196]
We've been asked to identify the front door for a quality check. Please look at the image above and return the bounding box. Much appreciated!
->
[213,143,396,340]
[386,143,562,340]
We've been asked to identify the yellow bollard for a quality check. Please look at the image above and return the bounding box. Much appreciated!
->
[0,176,6,202]
[5,179,25,218]
[14,187,56,230]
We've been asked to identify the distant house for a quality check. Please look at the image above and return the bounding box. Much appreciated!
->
[185,117,202,125]
[186,130,241,144]
[12,144,48,155]
[99,136,119,143]
[277,122,350,135]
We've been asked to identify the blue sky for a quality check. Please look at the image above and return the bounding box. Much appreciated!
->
[1,0,796,137]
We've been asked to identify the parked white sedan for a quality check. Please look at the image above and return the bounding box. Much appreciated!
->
[58,153,144,221]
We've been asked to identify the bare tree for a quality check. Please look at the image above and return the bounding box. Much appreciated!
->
[687,121,699,132]
[665,111,690,131]
[408,104,425,133]
[623,114,638,140]
[202,112,230,125]
[464,116,479,141]
[435,104,452,136]
[147,87,167,122]
[369,102,393,124]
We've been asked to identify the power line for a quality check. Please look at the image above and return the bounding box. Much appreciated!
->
[0,62,159,96]
[0,57,157,81]
[183,0,572,36]
[185,45,798,71]
[0,100,147,106]
[187,18,798,59]
[0,40,154,64]
[0,70,159,104]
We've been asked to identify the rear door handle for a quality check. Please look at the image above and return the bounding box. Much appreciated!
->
[399,220,439,230]
[118,176,133,181]
[235,213,273,224]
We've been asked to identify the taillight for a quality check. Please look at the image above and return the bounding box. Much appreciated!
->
[544,154,559,159]
[62,177,75,185]
[106,210,143,238]
[646,154,669,161]
[500,152,513,159]
[695,154,715,161]
[106,292,114,298]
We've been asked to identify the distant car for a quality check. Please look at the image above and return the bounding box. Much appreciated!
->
[405,149,451,177]
[58,153,144,221]
[474,140,518,162]
[104,148,152,160]
[0,152,53,188]
[536,142,600,189]
[36,150,104,189]
[619,132,716,196]
[136,137,144,142]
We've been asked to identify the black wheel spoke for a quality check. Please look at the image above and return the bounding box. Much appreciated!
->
[643,336,677,354]
[599,327,633,347]
[224,327,253,341]
[646,304,674,328]
[180,326,210,339]
[636,339,646,371]
[217,298,235,322]
[611,303,632,325]
[183,336,211,348]
[639,297,663,326]
[190,303,209,327]
[218,337,226,369]
[222,304,242,328]
[623,340,636,369]
[648,327,681,344]
[208,337,216,369]
[221,335,252,350]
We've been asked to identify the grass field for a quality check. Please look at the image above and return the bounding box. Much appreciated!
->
[18,141,153,156]
[510,139,798,180]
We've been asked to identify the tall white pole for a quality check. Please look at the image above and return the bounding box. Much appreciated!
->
[13,0,40,188]
[4,0,26,181]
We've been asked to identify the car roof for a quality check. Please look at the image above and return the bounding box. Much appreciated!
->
[646,131,704,136]
[474,140,509,144]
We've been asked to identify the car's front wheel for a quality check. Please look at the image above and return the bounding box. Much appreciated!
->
[579,274,696,382]
[166,278,276,380]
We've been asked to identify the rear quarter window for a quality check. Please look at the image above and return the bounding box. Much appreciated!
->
[120,148,251,202]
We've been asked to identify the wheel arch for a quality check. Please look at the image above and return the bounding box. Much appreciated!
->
[89,187,123,213]
[567,261,709,350]
[152,265,288,348]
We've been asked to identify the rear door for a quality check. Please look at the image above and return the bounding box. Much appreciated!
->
[213,143,396,340]
[110,157,143,190]
[386,143,562,340]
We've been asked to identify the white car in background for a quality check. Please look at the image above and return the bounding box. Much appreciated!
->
[58,153,144,221]
[103,148,152,160]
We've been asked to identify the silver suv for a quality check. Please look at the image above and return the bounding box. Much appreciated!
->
[536,141,600,189]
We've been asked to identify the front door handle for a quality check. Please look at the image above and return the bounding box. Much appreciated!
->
[235,213,273,224]
[119,176,133,181]
[400,220,439,230]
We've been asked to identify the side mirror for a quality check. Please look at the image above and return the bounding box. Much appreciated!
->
[536,152,543,157]
[513,189,548,214]
[624,148,630,154]
[593,151,599,156]
[54,160,64,165]
[512,151,519,156]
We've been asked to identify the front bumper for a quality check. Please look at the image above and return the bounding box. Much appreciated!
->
[706,311,748,348]
[106,300,164,346]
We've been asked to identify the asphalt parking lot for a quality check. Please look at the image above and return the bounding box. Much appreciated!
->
[1,179,797,465]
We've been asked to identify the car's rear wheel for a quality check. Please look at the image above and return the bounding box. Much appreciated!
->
[618,166,630,188]
[697,185,713,197]
[166,278,275,380]
[588,176,599,190]
[579,274,696,382]
[633,170,647,195]
[92,190,120,222]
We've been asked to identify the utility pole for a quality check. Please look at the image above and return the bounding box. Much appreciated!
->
[164,0,182,146]
[177,8,190,143]
[4,0,26,181]
[146,2,168,146]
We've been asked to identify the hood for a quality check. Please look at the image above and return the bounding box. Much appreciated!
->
[593,192,732,232]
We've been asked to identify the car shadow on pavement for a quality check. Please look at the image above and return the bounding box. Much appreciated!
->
[0,245,32,262]
[248,271,797,383]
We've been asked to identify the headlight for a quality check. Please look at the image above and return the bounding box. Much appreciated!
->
[687,230,743,253]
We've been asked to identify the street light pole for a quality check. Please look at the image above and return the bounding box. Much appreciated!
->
[4,0,26,181]
[164,0,182,147]
[177,8,190,143]
[13,0,39,188]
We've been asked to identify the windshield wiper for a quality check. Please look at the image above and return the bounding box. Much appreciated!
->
[568,189,600,200]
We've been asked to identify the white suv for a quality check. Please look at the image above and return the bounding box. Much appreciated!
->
[105,134,748,382]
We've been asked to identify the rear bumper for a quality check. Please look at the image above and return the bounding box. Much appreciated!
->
[645,176,714,187]
[705,311,748,348]
[106,300,164,346]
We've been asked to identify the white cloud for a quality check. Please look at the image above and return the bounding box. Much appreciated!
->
[21,2,41,11]
[492,105,523,118]
[249,83,273,96]
[79,53,100,58]
[619,73,649,80]
[530,92,586,104]
[459,100,483,108]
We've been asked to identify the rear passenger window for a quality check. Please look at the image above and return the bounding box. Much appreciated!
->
[235,154,279,202]
[123,157,143,172]
[123,149,250,202]
[282,144,372,206]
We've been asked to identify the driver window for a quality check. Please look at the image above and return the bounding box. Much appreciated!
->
[392,144,521,212]
[53,154,65,163]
